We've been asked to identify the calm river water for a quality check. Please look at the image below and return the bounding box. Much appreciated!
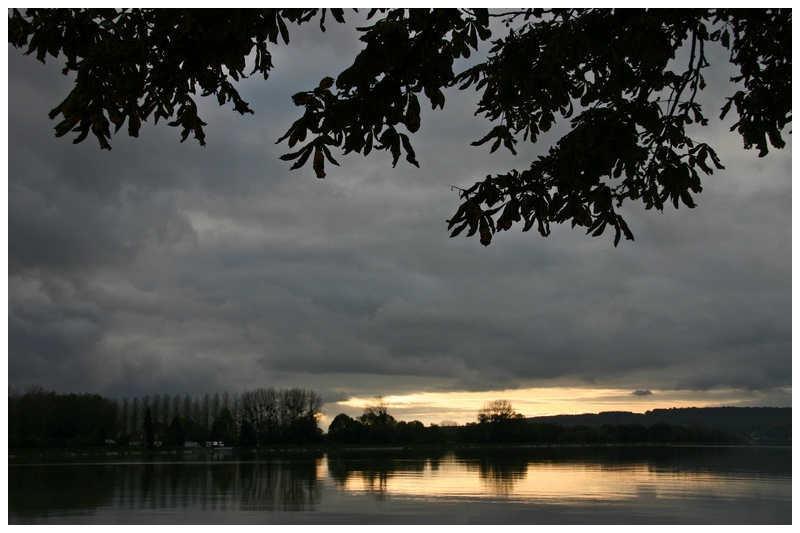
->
[8,445,790,524]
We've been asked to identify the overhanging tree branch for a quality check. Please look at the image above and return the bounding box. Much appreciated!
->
[8,8,791,246]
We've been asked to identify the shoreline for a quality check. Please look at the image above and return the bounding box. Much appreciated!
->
[9,441,790,460]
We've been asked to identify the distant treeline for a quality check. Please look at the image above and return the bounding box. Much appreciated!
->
[8,388,787,449]
[531,407,792,444]
[328,420,744,446]
[327,399,747,446]
[8,386,323,449]
[9,387,118,449]
[328,397,445,445]
[455,420,744,445]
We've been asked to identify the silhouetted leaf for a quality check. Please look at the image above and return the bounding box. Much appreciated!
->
[313,147,326,178]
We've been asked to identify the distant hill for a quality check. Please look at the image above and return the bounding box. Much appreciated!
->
[528,407,790,443]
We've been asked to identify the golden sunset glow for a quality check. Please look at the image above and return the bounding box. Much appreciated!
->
[328,387,789,427]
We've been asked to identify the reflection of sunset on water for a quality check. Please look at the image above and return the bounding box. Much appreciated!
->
[323,452,783,503]
[9,447,790,523]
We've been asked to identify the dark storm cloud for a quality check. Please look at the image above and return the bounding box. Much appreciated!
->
[6,17,791,403]
[9,296,106,363]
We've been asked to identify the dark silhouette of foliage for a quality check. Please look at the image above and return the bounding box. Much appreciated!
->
[183,418,205,444]
[358,396,395,426]
[8,9,791,246]
[327,413,365,445]
[209,407,237,444]
[648,422,677,443]
[532,407,789,443]
[237,387,324,445]
[5,387,770,449]
[239,420,258,447]
[358,396,398,444]
[526,422,565,443]
[8,386,325,449]
[327,398,443,446]
[8,388,118,448]
[165,415,185,446]
[603,423,649,443]
[143,408,155,447]
[473,400,528,443]
[557,425,610,444]
[312,403,756,446]
[394,420,427,444]
[477,399,521,424]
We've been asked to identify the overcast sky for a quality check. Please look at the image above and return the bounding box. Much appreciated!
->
[6,12,792,426]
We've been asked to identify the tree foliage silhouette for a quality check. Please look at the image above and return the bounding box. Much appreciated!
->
[358,396,396,427]
[9,8,791,245]
[143,407,155,447]
[165,415,185,446]
[477,399,524,424]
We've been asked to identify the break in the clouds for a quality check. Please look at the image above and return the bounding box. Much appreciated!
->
[6,15,791,413]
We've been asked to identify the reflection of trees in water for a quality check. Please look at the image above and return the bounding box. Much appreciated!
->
[428,454,443,472]
[9,463,118,519]
[132,455,323,512]
[455,449,529,495]
[606,445,793,477]
[9,454,325,519]
[470,445,793,478]
[12,447,789,520]
[130,459,233,511]
[327,449,448,498]
[129,454,324,512]
[327,455,393,498]
[237,458,321,512]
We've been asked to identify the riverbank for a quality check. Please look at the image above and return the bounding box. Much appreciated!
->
[9,440,788,460]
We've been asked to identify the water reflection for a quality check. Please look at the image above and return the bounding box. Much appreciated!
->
[9,463,118,519]
[10,452,325,519]
[455,448,530,495]
[324,446,792,506]
[236,456,321,511]
[326,448,447,499]
[8,446,791,524]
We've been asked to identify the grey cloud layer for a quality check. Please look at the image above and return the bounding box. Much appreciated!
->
[6,20,791,404]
